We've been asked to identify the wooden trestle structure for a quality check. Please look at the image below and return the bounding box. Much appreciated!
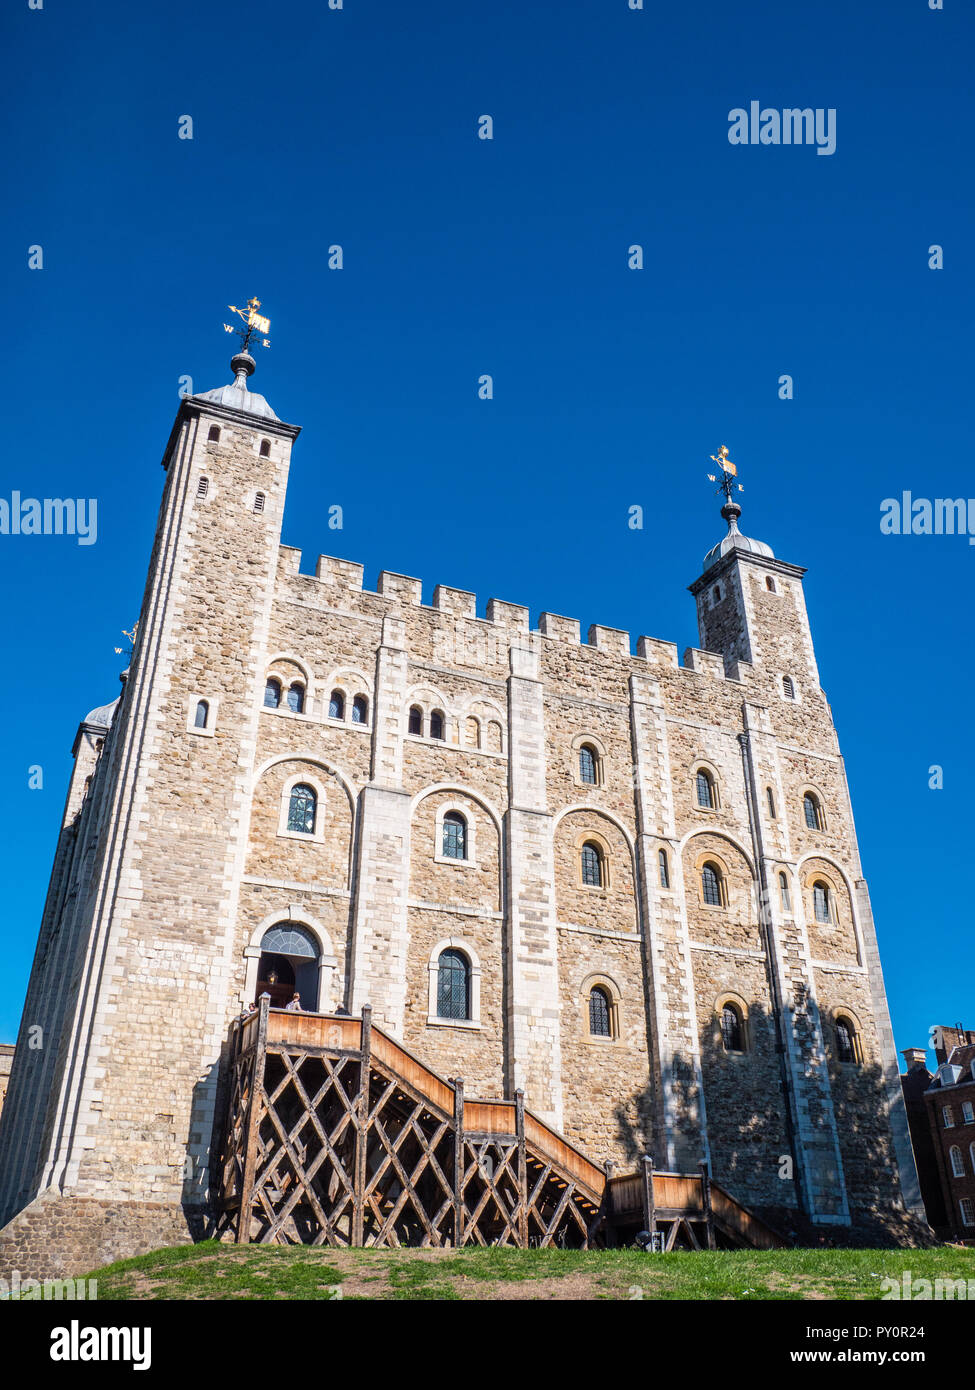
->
[216,999,785,1251]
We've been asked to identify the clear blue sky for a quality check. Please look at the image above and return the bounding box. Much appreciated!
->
[1,0,971,1064]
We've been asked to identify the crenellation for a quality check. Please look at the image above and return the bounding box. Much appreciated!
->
[538,612,581,643]
[377,570,423,605]
[316,554,364,589]
[485,598,530,631]
[587,623,630,657]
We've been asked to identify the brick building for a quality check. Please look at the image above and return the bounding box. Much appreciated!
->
[0,345,924,1276]
[902,1027,975,1244]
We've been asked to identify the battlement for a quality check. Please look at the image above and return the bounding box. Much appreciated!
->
[275,546,767,689]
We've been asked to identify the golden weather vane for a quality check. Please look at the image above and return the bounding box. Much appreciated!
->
[223,297,271,354]
[114,621,138,659]
[706,444,744,503]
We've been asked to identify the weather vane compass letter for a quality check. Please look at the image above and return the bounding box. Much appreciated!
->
[223,298,271,355]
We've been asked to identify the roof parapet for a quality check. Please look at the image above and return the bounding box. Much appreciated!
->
[683,648,726,679]
[378,571,423,605]
[316,555,364,589]
[538,613,581,643]
[486,598,530,631]
[432,585,477,617]
[588,624,630,657]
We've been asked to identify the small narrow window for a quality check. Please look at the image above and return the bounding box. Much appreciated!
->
[782,675,796,700]
[194,700,209,729]
[835,1019,858,1065]
[287,683,305,714]
[287,783,317,835]
[813,881,831,924]
[950,1146,966,1179]
[658,848,670,889]
[581,842,603,888]
[721,1003,743,1052]
[766,576,776,592]
[352,695,368,725]
[464,715,480,748]
[696,769,716,809]
[254,491,266,513]
[766,787,776,819]
[259,439,271,458]
[944,1106,955,1129]
[408,705,423,735]
[430,710,445,740]
[329,690,345,720]
[803,793,823,831]
[207,425,221,443]
[442,811,467,860]
[779,871,791,912]
[701,862,723,907]
[437,949,471,1021]
[579,745,598,785]
[589,987,612,1038]
[196,476,209,499]
[264,678,281,709]
[713,585,722,603]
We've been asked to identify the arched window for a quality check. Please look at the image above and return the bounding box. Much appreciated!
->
[803,793,823,830]
[782,675,796,700]
[579,745,598,785]
[950,1145,966,1179]
[486,720,503,753]
[287,783,317,835]
[408,705,423,735]
[779,871,791,911]
[436,949,471,1021]
[766,786,776,819]
[696,769,716,809]
[430,710,445,740]
[196,476,209,499]
[581,842,603,888]
[329,690,345,720]
[352,695,368,725]
[766,576,777,592]
[259,438,271,458]
[286,682,305,714]
[442,811,467,860]
[464,715,481,748]
[813,881,831,924]
[701,861,723,907]
[835,1017,858,1065]
[194,699,209,729]
[658,848,670,889]
[589,987,612,1038]
[264,678,281,709]
[207,424,221,443]
[254,491,266,514]
[720,1003,744,1052]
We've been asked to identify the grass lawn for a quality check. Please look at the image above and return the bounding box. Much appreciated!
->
[82,1241,975,1301]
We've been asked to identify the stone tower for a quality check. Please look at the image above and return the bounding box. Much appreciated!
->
[0,351,301,1262]
[0,359,924,1275]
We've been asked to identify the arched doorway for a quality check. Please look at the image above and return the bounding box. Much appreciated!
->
[256,923,320,1010]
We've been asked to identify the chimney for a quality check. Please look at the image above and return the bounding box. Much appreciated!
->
[901,1047,928,1072]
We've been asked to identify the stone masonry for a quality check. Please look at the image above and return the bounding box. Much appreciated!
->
[0,358,924,1277]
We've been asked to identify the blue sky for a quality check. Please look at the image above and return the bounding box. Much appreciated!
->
[1,0,971,1062]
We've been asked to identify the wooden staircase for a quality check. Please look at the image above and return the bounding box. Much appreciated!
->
[216,1000,785,1250]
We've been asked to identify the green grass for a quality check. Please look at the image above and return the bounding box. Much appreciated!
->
[80,1241,975,1302]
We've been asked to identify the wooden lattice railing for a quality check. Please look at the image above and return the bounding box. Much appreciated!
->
[217,999,604,1249]
[216,999,785,1250]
